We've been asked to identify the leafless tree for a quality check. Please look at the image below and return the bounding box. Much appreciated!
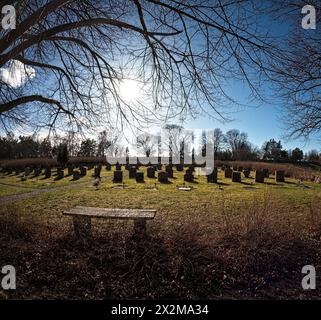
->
[0,0,276,135]
[97,129,119,156]
[163,123,182,159]
[162,123,194,161]
[267,1,321,139]
[136,132,156,157]
[225,129,251,160]
[208,128,225,155]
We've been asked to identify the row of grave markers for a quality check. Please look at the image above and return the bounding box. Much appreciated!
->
[223,166,285,183]
[108,165,285,184]
[1,164,285,184]
[111,164,193,183]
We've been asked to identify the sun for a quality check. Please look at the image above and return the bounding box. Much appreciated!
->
[119,79,141,102]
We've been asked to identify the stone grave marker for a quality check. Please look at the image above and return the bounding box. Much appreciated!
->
[165,165,174,178]
[186,166,195,175]
[45,167,51,179]
[80,166,87,176]
[136,172,144,183]
[177,185,193,191]
[224,167,232,178]
[147,167,155,178]
[67,165,74,176]
[255,170,265,183]
[113,170,123,183]
[243,169,251,178]
[57,167,64,179]
[34,167,41,177]
[158,171,168,183]
[94,166,102,177]
[129,167,137,179]
[73,170,80,180]
[275,170,285,183]
[188,165,195,172]
[207,168,218,183]
[184,172,194,182]
[263,168,269,178]
[232,171,241,183]
[25,167,31,176]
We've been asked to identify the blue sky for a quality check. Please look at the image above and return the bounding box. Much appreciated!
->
[1,1,320,154]
[187,107,321,153]
[184,5,321,153]
[185,81,321,153]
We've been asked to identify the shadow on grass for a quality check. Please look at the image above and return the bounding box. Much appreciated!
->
[40,176,50,180]
[2,201,321,300]
[240,181,254,186]
[158,181,173,184]
[71,177,82,182]
[265,181,278,186]
[216,182,230,186]
[4,225,321,300]
[283,181,297,185]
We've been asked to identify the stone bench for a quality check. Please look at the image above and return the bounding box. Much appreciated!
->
[63,206,156,238]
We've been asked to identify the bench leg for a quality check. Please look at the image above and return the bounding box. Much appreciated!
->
[133,219,147,238]
[73,216,91,239]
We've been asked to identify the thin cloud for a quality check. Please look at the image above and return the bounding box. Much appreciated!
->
[0,60,35,88]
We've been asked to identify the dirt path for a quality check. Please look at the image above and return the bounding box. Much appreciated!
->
[0,180,91,204]
[0,182,36,189]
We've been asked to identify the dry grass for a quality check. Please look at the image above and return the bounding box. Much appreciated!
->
[0,158,57,169]
[1,191,321,300]
[216,160,321,182]
[0,157,107,169]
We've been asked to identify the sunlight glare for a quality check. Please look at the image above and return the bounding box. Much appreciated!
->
[119,79,141,102]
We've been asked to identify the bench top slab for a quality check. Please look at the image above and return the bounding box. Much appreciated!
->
[63,206,156,220]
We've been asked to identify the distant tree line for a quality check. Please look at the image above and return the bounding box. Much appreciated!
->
[204,129,319,164]
[0,128,320,164]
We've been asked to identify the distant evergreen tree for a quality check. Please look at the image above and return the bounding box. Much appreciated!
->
[78,139,97,157]
[39,139,52,158]
[290,148,304,163]
[57,144,69,167]
[262,139,284,161]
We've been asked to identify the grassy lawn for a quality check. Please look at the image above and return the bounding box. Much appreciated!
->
[0,168,94,189]
[1,167,321,299]
[0,186,34,197]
